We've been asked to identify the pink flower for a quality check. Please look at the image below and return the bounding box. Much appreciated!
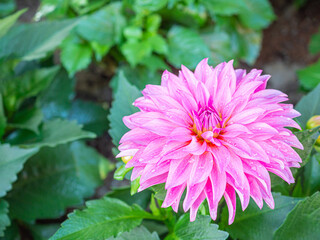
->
[117,59,303,224]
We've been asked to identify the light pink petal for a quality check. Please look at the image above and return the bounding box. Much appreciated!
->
[183,180,207,211]
[169,127,193,142]
[139,173,168,191]
[227,173,250,210]
[190,192,206,221]
[189,153,213,185]
[166,155,193,188]
[209,145,231,172]
[183,136,207,155]
[119,128,158,144]
[230,108,265,125]
[224,184,237,225]
[142,119,177,136]
[247,175,263,209]
[162,184,186,210]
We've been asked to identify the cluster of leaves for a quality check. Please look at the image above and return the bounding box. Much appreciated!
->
[0,8,112,239]
[4,0,320,240]
[33,0,276,81]
[297,27,320,90]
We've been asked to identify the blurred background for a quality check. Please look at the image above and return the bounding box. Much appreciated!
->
[1,0,320,239]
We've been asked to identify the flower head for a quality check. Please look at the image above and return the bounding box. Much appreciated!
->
[117,59,303,224]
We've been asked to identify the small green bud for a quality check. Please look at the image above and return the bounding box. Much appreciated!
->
[306,115,320,146]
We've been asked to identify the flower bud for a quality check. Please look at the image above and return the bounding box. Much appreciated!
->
[306,115,320,146]
[121,156,133,164]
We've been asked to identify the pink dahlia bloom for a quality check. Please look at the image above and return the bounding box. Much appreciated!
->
[117,59,303,224]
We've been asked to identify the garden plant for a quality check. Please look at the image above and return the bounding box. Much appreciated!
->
[0,0,320,239]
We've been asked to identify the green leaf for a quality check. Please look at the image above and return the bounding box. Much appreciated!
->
[0,0,15,18]
[0,94,6,139]
[107,186,152,210]
[200,0,246,16]
[0,144,38,198]
[0,220,20,240]
[108,72,141,146]
[293,127,320,166]
[6,119,95,148]
[202,17,261,65]
[0,19,78,60]
[0,200,10,237]
[121,40,153,67]
[76,2,125,46]
[238,0,275,30]
[38,70,75,120]
[274,192,320,240]
[28,224,60,240]
[147,34,168,55]
[301,153,320,196]
[139,55,169,72]
[68,99,108,136]
[152,183,167,201]
[297,59,320,90]
[167,26,211,69]
[134,0,168,12]
[114,165,133,181]
[166,214,228,240]
[110,65,161,91]
[8,107,43,134]
[221,193,300,240]
[0,9,26,38]
[50,197,153,240]
[295,83,320,128]
[6,142,106,221]
[108,226,160,240]
[60,34,92,77]
[0,66,59,112]
[309,28,320,55]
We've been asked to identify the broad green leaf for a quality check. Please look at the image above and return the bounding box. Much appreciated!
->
[114,165,133,181]
[121,40,152,67]
[108,226,160,240]
[107,186,151,209]
[148,34,168,55]
[0,94,6,139]
[0,220,19,240]
[309,28,320,55]
[0,0,15,18]
[293,127,320,166]
[110,65,161,91]
[38,70,75,120]
[90,41,110,61]
[202,17,261,65]
[0,144,38,198]
[200,0,246,16]
[167,26,211,69]
[238,0,275,30]
[0,66,59,112]
[28,224,60,240]
[301,153,320,196]
[5,119,95,148]
[8,107,43,134]
[0,9,26,38]
[274,192,320,240]
[139,55,169,72]
[0,200,10,237]
[134,0,168,12]
[166,214,228,240]
[60,34,92,77]
[6,142,107,221]
[297,59,320,90]
[76,2,125,45]
[50,197,153,240]
[68,99,108,136]
[0,19,78,60]
[221,193,300,240]
[295,83,320,128]
[152,183,167,201]
[108,72,141,146]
